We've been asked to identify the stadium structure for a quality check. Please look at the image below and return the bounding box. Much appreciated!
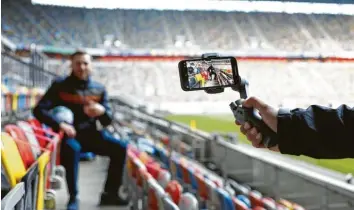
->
[1,0,354,209]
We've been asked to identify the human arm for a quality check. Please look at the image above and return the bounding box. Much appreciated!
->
[277,104,354,159]
[84,89,113,126]
[237,97,354,159]
[32,79,63,131]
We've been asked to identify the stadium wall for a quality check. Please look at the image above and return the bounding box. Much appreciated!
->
[158,101,232,115]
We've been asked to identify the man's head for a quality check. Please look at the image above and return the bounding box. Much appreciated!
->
[70,50,92,80]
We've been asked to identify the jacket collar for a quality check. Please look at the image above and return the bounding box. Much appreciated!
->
[67,74,91,88]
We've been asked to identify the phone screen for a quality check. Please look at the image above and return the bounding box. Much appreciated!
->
[183,58,236,90]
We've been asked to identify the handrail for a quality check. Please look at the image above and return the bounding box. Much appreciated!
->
[1,182,25,210]
[217,139,354,197]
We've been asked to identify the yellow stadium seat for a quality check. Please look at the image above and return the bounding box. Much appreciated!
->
[36,150,50,210]
[1,133,27,187]
[1,132,40,209]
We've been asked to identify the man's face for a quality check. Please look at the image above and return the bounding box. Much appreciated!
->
[71,54,92,80]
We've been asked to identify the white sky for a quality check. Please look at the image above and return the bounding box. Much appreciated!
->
[31,0,354,15]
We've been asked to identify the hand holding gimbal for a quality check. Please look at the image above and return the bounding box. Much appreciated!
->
[202,53,278,148]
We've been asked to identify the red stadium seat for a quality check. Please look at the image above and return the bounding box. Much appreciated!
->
[195,173,209,201]
[249,190,263,207]
[4,124,36,169]
[165,180,183,205]
[146,162,161,179]
[181,161,191,185]
[27,118,45,136]
[253,207,267,210]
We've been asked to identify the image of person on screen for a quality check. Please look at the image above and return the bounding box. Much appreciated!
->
[207,64,217,81]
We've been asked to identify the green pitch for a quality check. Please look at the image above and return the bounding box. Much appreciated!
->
[165,114,354,174]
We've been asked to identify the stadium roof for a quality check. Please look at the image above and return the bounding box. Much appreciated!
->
[225,0,354,4]
[32,0,354,15]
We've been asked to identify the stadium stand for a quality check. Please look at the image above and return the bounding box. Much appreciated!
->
[2,61,354,209]
[2,0,354,52]
[46,59,354,109]
[2,0,354,209]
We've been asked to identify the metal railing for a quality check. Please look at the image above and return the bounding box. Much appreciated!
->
[109,96,354,210]
[1,52,57,89]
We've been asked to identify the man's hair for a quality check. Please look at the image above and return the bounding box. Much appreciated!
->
[70,50,91,60]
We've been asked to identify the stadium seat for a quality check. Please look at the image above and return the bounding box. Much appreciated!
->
[237,195,252,209]
[147,175,166,210]
[229,180,251,196]
[157,169,171,189]
[188,166,199,194]
[16,121,42,158]
[233,197,251,210]
[261,197,277,210]
[178,192,199,210]
[36,150,53,210]
[253,207,267,210]
[249,190,263,207]
[195,172,209,202]
[162,196,179,210]
[180,160,192,189]
[1,132,39,210]
[165,180,183,205]
[278,198,305,210]
[216,187,235,210]
[203,177,219,209]
[17,121,64,190]
[146,161,162,180]
[4,124,36,169]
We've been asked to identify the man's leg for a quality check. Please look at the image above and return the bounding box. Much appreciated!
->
[60,136,81,210]
[85,130,129,206]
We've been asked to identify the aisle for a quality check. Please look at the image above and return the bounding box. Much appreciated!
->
[54,157,130,210]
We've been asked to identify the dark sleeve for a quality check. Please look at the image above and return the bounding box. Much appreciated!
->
[97,89,113,127]
[277,105,354,159]
[32,79,63,131]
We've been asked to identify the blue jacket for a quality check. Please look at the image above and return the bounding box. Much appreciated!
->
[277,105,354,159]
[33,74,113,133]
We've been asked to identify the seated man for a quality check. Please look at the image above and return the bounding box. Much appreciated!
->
[33,50,129,210]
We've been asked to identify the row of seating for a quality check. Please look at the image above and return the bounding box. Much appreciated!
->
[2,0,354,51]
[124,132,306,210]
[1,118,65,210]
[1,84,44,113]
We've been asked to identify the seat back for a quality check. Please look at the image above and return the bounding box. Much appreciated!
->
[181,162,191,185]
[1,165,11,199]
[195,173,208,200]
[249,190,263,208]
[162,196,179,210]
[16,121,41,158]
[233,197,251,210]
[36,151,51,210]
[178,192,199,210]
[169,156,178,180]
[216,188,235,210]
[147,178,165,210]
[27,119,45,137]
[4,124,36,169]
[1,182,25,210]
[165,180,183,205]
[1,133,27,187]
[20,162,39,210]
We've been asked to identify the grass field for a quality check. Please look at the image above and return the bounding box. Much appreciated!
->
[165,114,354,174]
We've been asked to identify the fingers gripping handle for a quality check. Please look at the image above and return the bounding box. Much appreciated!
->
[229,100,278,148]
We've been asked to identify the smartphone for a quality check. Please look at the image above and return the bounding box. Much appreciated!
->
[178,56,240,91]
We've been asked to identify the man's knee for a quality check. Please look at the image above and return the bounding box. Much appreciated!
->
[101,130,128,149]
[62,137,82,153]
